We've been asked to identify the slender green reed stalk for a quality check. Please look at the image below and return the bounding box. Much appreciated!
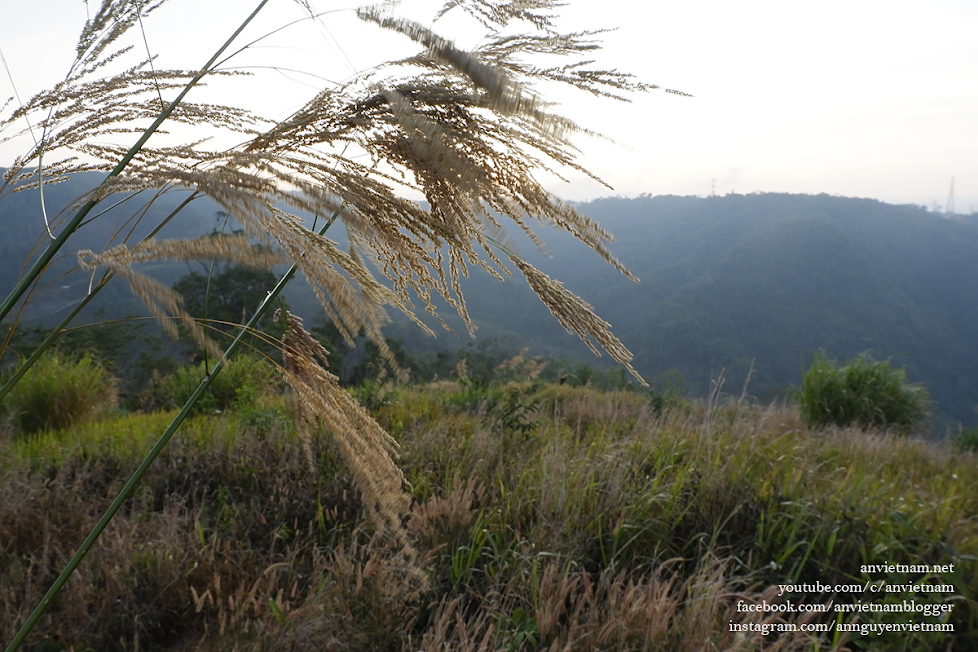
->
[1,5,280,649]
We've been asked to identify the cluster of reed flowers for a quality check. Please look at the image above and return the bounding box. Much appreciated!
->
[276,309,412,544]
[0,0,680,597]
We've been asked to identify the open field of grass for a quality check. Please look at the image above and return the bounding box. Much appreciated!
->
[2,382,974,651]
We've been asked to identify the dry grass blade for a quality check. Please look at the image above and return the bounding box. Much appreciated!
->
[276,310,418,567]
[509,254,646,385]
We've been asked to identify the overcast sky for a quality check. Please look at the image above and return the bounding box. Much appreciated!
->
[2,0,976,211]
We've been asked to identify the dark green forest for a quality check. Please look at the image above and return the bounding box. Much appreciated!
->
[3,172,977,429]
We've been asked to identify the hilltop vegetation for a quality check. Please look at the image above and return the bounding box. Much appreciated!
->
[8,3,971,650]
[1,376,974,651]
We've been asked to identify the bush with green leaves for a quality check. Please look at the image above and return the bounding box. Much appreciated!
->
[952,426,978,452]
[1,350,118,434]
[797,351,929,432]
[140,354,278,415]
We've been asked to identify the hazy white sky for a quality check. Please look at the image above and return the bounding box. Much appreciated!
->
[1,0,976,210]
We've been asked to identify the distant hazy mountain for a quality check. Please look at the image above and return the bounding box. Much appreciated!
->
[1,171,221,320]
[4,173,976,428]
[424,194,978,429]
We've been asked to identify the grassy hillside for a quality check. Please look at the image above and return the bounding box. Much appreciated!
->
[1,380,974,651]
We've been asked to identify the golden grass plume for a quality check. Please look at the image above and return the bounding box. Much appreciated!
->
[4,0,688,397]
[275,310,417,566]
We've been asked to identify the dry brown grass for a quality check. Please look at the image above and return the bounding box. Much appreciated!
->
[409,555,820,652]
[4,385,973,650]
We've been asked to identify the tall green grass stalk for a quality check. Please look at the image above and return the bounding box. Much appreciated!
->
[6,212,338,652]
[1,6,285,649]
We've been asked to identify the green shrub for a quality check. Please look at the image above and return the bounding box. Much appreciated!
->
[139,355,279,415]
[349,379,397,413]
[797,351,929,432]
[952,426,978,452]
[1,350,118,434]
[483,384,540,437]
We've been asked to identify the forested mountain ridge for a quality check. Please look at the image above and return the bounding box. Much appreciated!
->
[405,194,978,429]
[3,172,977,428]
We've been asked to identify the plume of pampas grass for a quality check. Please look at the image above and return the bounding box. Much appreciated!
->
[276,310,418,567]
[3,0,686,504]
[0,4,684,645]
[3,0,681,384]
[4,0,673,526]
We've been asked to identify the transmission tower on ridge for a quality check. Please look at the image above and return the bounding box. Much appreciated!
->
[946,176,955,214]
